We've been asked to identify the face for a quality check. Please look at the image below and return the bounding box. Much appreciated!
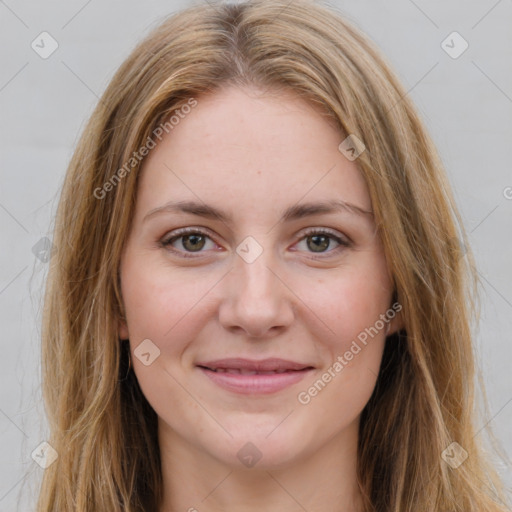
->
[119,85,401,470]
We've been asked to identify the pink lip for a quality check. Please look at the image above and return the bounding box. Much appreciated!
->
[197,357,312,372]
[196,358,314,395]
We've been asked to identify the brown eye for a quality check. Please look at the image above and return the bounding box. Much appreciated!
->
[307,234,331,252]
[161,228,217,257]
[180,233,206,252]
[295,229,350,257]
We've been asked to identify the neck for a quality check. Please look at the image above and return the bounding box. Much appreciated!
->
[158,419,365,512]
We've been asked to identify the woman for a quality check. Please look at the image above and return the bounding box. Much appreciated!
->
[36,0,510,510]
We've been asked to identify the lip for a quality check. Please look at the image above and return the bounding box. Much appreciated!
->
[196,358,315,395]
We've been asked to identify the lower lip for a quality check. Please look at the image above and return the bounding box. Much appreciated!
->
[198,367,313,394]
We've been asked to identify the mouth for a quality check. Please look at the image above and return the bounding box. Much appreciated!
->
[198,367,300,374]
[196,358,315,394]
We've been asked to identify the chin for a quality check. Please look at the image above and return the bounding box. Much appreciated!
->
[206,428,309,471]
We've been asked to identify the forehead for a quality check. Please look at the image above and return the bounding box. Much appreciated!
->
[135,86,372,216]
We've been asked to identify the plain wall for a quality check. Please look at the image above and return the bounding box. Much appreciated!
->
[0,0,510,509]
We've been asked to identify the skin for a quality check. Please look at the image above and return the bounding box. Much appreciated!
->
[119,85,402,512]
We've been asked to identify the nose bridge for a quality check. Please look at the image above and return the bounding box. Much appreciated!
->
[234,235,280,303]
[218,234,294,336]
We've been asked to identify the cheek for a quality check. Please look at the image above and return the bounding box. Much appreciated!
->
[294,268,389,428]
[120,258,217,350]
[306,264,392,347]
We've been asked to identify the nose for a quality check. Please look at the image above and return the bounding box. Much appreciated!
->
[218,243,295,339]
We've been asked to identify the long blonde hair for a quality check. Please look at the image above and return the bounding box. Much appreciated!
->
[35,1,509,510]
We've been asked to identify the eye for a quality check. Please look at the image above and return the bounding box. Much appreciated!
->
[294,228,350,257]
[160,227,218,258]
[160,227,351,259]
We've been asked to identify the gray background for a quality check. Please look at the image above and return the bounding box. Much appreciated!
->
[0,0,511,509]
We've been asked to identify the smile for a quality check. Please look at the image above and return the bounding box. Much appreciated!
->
[202,367,294,374]
[196,358,315,394]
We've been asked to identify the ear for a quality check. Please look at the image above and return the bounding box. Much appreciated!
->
[386,305,404,337]
[118,313,129,340]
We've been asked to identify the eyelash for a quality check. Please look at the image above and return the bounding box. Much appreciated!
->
[159,227,351,260]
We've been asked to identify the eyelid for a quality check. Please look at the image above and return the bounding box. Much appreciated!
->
[159,226,221,258]
[160,226,351,258]
[298,226,351,243]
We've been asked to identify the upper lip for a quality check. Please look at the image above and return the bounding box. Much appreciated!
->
[196,358,314,372]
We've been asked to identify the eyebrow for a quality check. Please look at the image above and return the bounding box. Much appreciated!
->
[143,199,373,224]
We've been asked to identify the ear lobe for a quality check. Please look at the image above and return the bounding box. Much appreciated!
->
[118,318,129,340]
[386,310,404,337]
